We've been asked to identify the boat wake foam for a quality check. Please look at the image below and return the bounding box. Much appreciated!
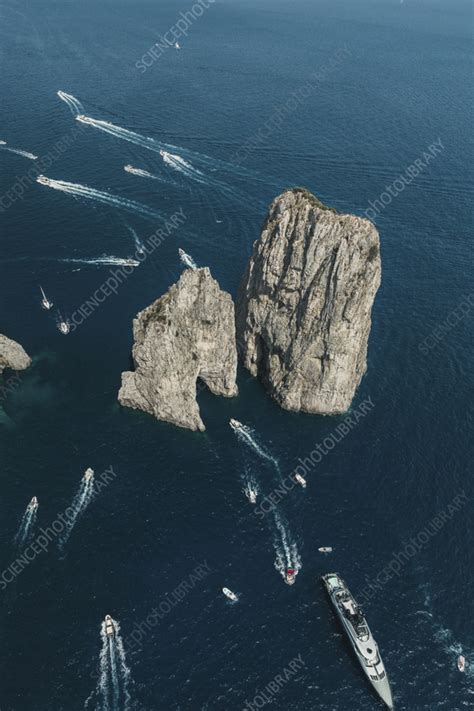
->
[59,256,139,268]
[232,423,281,475]
[125,224,145,255]
[85,617,132,711]
[271,509,302,582]
[59,474,95,550]
[124,164,172,185]
[57,90,84,116]
[14,502,38,548]
[1,146,37,160]
[36,175,163,221]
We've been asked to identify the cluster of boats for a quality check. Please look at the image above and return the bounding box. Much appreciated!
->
[39,285,70,334]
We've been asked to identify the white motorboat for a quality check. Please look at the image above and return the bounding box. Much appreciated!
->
[39,285,53,310]
[28,496,38,511]
[318,547,333,553]
[294,473,307,488]
[285,568,296,585]
[104,614,115,638]
[458,655,466,673]
[222,587,238,602]
[229,418,243,431]
[83,467,94,482]
[76,114,93,124]
[37,175,52,186]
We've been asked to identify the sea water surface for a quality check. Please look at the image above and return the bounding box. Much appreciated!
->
[0,0,472,709]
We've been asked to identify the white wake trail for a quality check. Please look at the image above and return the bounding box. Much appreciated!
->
[1,146,37,160]
[86,618,132,711]
[37,176,164,221]
[233,424,281,474]
[57,90,84,116]
[58,256,139,267]
[272,509,302,582]
[59,475,95,550]
[125,224,145,255]
[179,248,197,270]
[124,164,172,185]
[75,114,256,179]
[14,503,38,547]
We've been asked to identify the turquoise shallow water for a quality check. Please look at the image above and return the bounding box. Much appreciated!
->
[0,0,473,709]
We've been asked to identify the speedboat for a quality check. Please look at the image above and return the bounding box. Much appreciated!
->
[458,655,466,672]
[104,615,115,637]
[83,467,94,482]
[58,319,70,335]
[124,164,134,173]
[229,418,243,431]
[76,114,93,124]
[245,486,258,504]
[28,496,38,511]
[39,285,53,310]
[285,568,296,586]
[178,248,197,270]
[222,587,238,602]
[322,573,394,709]
[37,175,52,186]
[294,473,307,488]
[318,547,333,553]
[124,258,140,267]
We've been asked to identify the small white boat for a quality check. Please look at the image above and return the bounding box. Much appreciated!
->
[75,114,93,124]
[83,467,94,482]
[318,546,333,553]
[178,248,197,270]
[222,587,238,602]
[37,174,52,186]
[285,568,296,586]
[39,285,53,310]
[104,614,115,638]
[294,473,307,488]
[28,496,38,511]
[458,655,466,673]
[244,485,258,504]
[58,320,70,335]
[174,42,180,49]
[0,140,7,145]
[229,418,243,431]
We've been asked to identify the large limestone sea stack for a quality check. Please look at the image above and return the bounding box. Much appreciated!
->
[236,188,381,414]
[118,268,238,431]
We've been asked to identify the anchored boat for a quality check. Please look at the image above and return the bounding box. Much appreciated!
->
[322,573,394,709]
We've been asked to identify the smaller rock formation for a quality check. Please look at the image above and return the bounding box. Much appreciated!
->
[119,268,238,431]
[0,334,31,375]
[236,188,381,415]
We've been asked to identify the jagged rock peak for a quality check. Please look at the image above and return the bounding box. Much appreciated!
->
[118,267,238,431]
[236,188,381,414]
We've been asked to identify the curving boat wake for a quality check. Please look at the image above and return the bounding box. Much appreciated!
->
[1,146,37,160]
[231,421,281,475]
[125,224,145,255]
[58,256,140,268]
[58,470,95,550]
[85,616,132,711]
[36,175,163,220]
[271,509,302,584]
[75,113,255,179]
[14,497,38,548]
[57,90,84,116]
[124,164,172,185]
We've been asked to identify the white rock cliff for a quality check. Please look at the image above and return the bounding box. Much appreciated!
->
[236,188,381,414]
[118,268,238,431]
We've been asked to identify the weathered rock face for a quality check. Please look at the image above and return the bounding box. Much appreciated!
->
[236,188,381,415]
[0,334,31,375]
[119,268,238,431]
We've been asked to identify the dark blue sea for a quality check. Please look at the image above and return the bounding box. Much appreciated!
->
[0,0,472,709]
